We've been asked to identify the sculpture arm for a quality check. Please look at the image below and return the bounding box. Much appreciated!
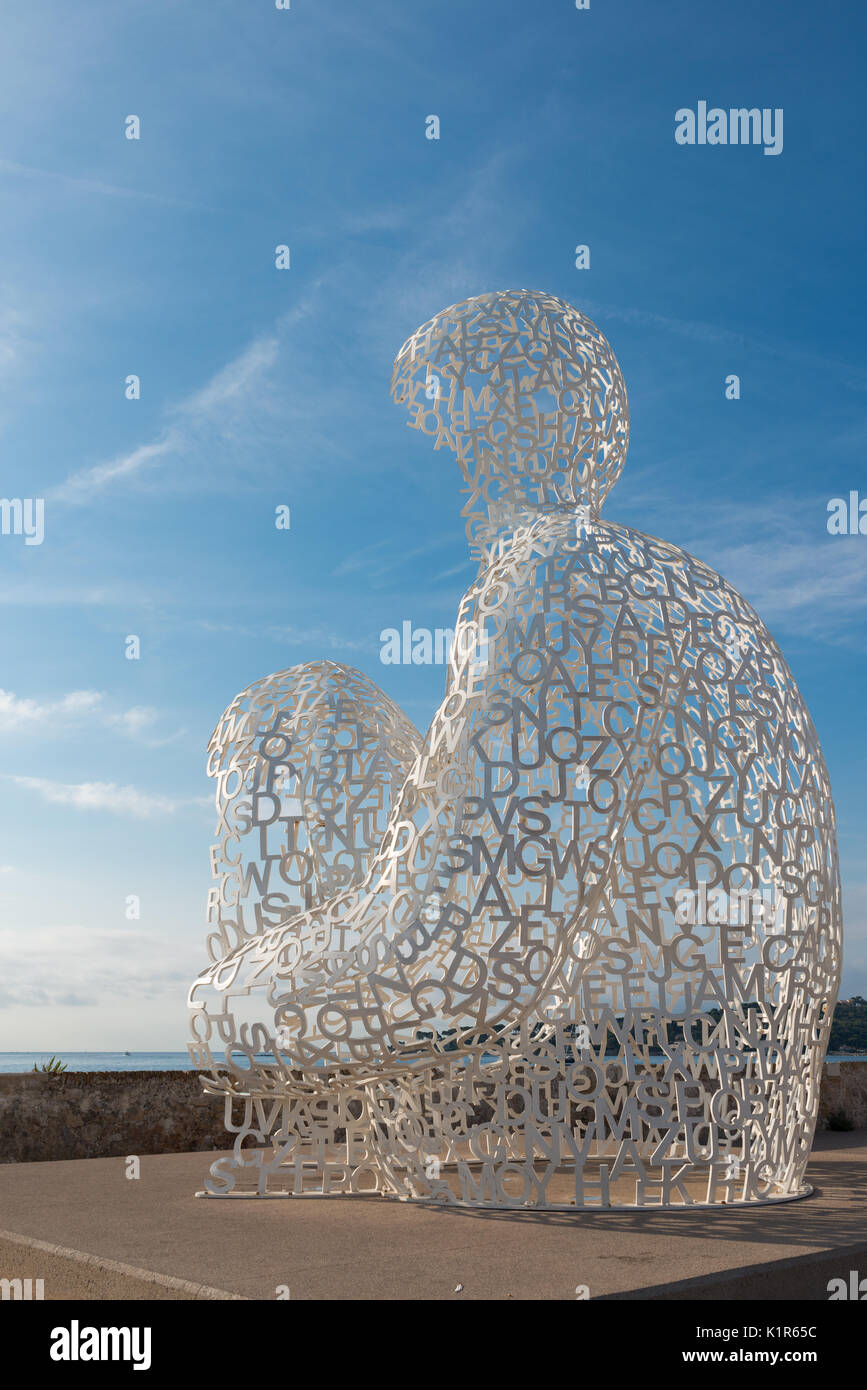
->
[190,523,685,1068]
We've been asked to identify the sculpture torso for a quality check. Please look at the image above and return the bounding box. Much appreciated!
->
[192,508,841,1080]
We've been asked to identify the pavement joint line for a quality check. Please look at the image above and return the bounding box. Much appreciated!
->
[0,1227,248,1301]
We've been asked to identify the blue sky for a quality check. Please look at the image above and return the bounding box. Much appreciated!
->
[0,0,864,1048]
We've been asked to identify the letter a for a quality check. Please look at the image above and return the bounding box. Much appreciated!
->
[705,108,727,145]
[674,109,695,145]
[50,1329,71,1361]
[826,498,847,535]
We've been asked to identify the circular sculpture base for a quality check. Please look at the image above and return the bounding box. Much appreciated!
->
[193,1180,815,1210]
[192,1018,822,1210]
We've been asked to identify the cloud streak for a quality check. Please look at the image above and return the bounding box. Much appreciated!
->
[50,151,527,508]
[0,157,208,211]
[0,925,200,1009]
[53,435,180,503]
[586,299,867,391]
[0,689,173,742]
[6,775,208,819]
[51,300,317,504]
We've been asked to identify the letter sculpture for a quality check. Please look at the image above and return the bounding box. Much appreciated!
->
[189,289,842,1208]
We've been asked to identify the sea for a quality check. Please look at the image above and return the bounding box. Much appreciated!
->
[2,1051,867,1073]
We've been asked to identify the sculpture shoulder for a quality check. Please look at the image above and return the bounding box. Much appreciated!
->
[463,515,769,636]
[453,513,802,711]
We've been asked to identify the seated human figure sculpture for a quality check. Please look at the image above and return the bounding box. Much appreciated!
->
[189,289,842,1208]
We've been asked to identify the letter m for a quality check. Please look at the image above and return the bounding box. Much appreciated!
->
[730,108,761,144]
[0,1278,22,1299]
[217,709,253,745]
[459,1161,498,1204]
[0,499,22,535]
[590,1096,641,1142]
[101,1329,130,1360]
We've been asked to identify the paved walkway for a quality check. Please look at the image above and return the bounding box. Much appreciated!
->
[1,1130,865,1300]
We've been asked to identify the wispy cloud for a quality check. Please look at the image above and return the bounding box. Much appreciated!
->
[0,303,30,372]
[0,689,103,728]
[53,435,180,503]
[586,299,867,391]
[333,532,457,581]
[0,925,200,1008]
[197,619,373,653]
[0,688,174,742]
[0,157,208,211]
[431,558,476,582]
[6,775,209,819]
[177,334,281,417]
[50,147,527,510]
[268,624,373,652]
[0,581,165,609]
[109,707,163,740]
[51,307,309,504]
[623,494,867,645]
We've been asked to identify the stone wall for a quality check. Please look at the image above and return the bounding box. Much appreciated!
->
[818,1060,867,1130]
[0,1071,225,1165]
[1,1061,865,1164]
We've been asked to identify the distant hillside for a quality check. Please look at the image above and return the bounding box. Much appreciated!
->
[829,997,867,1052]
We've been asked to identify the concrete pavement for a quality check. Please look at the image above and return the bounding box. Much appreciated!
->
[0,1129,865,1300]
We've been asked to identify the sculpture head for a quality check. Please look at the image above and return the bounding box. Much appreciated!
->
[391,289,629,551]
